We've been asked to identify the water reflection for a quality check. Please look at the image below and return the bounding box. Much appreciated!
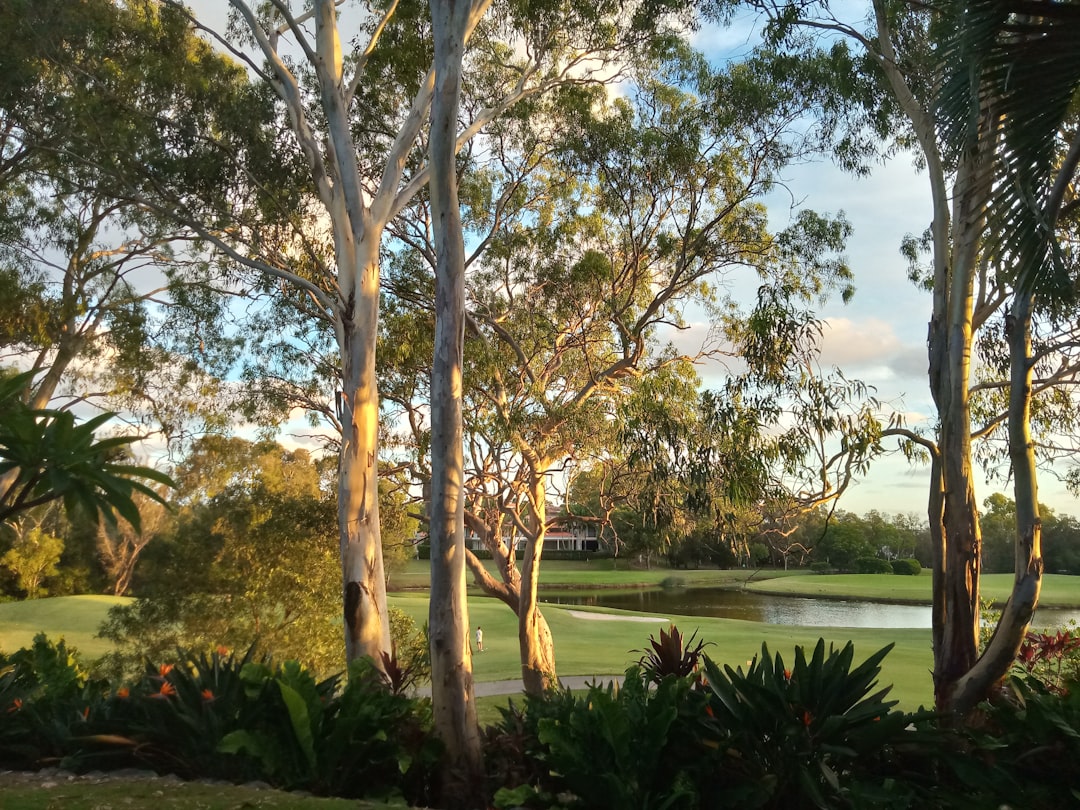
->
[542,586,1080,630]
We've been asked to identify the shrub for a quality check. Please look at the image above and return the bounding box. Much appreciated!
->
[809,561,833,574]
[954,676,1080,806]
[490,668,711,810]
[2,641,439,803]
[635,624,710,682]
[0,633,110,769]
[855,557,893,574]
[700,639,940,808]
[891,558,922,576]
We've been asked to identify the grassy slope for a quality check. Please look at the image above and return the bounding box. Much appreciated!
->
[390,593,934,710]
[0,595,127,659]
[2,593,933,708]
[747,571,1080,607]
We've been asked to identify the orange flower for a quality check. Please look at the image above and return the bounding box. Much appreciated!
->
[158,681,176,697]
[201,689,214,701]
[783,669,792,681]
[81,706,90,720]
[158,663,174,677]
[216,645,229,657]
[704,704,715,718]
[802,710,813,727]
[116,687,130,699]
[7,698,22,713]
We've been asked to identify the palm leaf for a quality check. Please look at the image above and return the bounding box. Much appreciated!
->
[937,0,1080,297]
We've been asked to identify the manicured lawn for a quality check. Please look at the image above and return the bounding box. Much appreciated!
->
[2,593,934,708]
[0,595,126,659]
[388,558,803,590]
[389,593,935,710]
[747,571,1080,607]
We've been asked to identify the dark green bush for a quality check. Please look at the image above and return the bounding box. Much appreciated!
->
[891,559,922,576]
[809,561,833,574]
[700,639,941,807]
[0,633,110,769]
[855,557,894,574]
[488,630,958,810]
[489,668,712,810]
[949,675,1080,806]
[1,641,438,803]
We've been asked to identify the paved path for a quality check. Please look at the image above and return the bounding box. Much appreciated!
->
[415,675,624,698]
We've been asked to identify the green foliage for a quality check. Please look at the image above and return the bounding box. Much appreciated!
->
[890,558,921,576]
[490,669,712,810]
[700,639,935,808]
[489,636,953,809]
[0,633,109,769]
[956,676,1080,806]
[0,372,173,531]
[1,526,64,598]
[97,439,342,680]
[855,557,893,575]
[1,640,439,803]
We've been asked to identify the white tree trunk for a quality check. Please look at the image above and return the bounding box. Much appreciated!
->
[427,0,484,802]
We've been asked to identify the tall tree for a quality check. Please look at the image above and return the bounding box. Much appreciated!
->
[120,0,688,670]
[386,51,869,692]
[933,0,1080,711]
[427,0,484,801]
[0,0,242,500]
[755,0,1080,710]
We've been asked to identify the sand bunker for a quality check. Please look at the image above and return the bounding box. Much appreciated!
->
[567,609,669,623]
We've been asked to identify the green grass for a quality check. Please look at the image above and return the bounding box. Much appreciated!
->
[0,595,126,659]
[0,774,398,809]
[389,593,935,710]
[387,559,804,590]
[747,571,1080,607]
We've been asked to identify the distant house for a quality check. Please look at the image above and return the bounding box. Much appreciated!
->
[464,516,599,553]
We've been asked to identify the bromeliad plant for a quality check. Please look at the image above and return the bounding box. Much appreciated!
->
[700,639,936,809]
[492,667,713,810]
[636,624,711,683]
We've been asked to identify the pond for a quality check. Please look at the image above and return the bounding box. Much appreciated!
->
[541,586,1080,630]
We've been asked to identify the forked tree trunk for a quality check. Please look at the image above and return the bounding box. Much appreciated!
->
[519,478,557,693]
[929,138,995,709]
[427,0,484,802]
[337,243,392,665]
[948,291,1043,713]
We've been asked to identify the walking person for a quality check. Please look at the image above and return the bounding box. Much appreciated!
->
[475,625,484,652]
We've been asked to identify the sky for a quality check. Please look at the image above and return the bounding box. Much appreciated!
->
[178,1,1079,521]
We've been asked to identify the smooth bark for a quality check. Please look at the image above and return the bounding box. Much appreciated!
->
[427,0,484,802]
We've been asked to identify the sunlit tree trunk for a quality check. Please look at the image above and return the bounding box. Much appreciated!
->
[338,238,392,663]
[950,291,1043,712]
[427,0,484,802]
[520,475,557,693]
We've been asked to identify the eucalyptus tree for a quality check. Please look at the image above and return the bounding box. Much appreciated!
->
[932,0,1080,711]
[426,0,485,797]
[2,0,692,671]
[384,50,866,691]
[753,0,1080,710]
[0,0,241,492]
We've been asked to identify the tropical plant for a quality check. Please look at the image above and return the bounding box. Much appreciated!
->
[491,668,712,810]
[700,640,937,808]
[636,625,711,683]
[0,373,172,531]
